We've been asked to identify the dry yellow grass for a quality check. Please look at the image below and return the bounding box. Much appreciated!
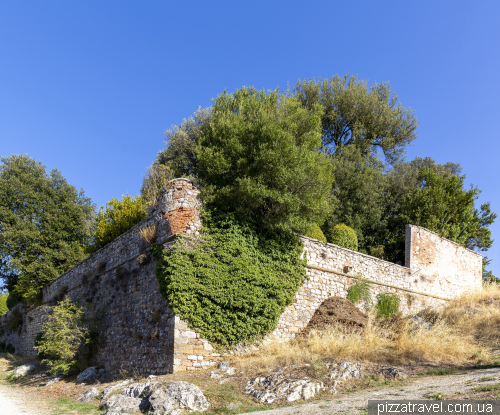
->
[234,284,500,370]
[139,224,157,244]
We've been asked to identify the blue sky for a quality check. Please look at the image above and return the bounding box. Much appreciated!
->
[1,1,499,275]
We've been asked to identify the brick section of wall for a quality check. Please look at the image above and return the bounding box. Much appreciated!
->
[405,225,482,295]
[0,179,203,375]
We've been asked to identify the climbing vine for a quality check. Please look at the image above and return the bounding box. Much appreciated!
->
[151,213,307,346]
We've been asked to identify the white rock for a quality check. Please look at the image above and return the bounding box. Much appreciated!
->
[148,381,210,414]
[103,394,142,415]
[78,387,100,403]
[13,363,37,378]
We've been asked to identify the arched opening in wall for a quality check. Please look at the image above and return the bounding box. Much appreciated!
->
[302,297,368,336]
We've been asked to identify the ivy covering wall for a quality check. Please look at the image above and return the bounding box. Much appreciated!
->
[151,214,307,346]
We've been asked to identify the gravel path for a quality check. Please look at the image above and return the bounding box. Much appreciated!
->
[0,383,50,415]
[241,367,500,415]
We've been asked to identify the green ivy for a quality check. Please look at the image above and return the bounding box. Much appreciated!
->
[151,213,306,346]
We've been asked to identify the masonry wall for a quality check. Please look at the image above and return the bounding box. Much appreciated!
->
[0,180,483,373]
[0,179,220,374]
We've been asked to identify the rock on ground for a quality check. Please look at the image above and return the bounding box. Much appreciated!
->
[100,380,209,415]
[13,363,37,378]
[77,366,97,383]
[148,381,210,414]
[245,373,324,403]
[78,387,100,403]
[100,379,134,401]
[302,296,368,335]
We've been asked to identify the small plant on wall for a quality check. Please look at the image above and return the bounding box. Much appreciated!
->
[346,277,373,311]
[375,292,401,318]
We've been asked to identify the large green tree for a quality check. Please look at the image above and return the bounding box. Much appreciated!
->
[322,145,386,251]
[0,155,95,303]
[195,87,333,234]
[293,75,418,163]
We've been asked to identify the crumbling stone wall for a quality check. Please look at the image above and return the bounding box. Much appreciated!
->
[0,179,483,373]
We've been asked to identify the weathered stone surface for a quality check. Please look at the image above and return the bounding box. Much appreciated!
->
[78,387,100,403]
[42,373,63,387]
[408,316,432,331]
[102,394,142,415]
[245,373,324,403]
[326,362,363,380]
[218,361,230,369]
[77,366,97,383]
[100,379,134,401]
[148,381,210,414]
[13,363,37,378]
[121,381,157,398]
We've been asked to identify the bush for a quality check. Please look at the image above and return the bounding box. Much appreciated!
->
[304,224,327,243]
[375,293,400,318]
[0,293,7,315]
[87,194,147,253]
[33,297,99,374]
[327,223,358,251]
[346,278,372,311]
[151,213,307,346]
[6,292,20,310]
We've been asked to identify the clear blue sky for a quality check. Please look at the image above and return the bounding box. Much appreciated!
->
[1,1,499,275]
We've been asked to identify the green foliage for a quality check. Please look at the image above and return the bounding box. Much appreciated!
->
[293,74,418,164]
[0,293,7,315]
[151,213,307,346]
[6,292,20,310]
[88,194,147,253]
[375,292,400,318]
[195,86,333,235]
[305,224,327,243]
[323,145,386,250]
[0,155,96,303]
[327,224,358,251]
[140,164,175,208]
[0,343,15,353]
[400,167,496,250]
[346,278,372,311]
[482,257,497,283]
[34,297,100,374]
[155,106,211,180]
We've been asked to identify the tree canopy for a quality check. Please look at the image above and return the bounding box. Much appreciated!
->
[195,87,333,234]
[0,155,95,303]
[293,75,418,164]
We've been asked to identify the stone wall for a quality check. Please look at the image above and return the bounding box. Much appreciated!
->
[0,179,220,374]
[0,179,483,373]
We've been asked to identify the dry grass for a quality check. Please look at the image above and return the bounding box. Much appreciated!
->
[234,284,500,371]
[139,224,157,244]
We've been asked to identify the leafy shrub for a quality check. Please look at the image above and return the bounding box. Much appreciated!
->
[375,292,400,318]
[34,297,100,374]
[151,213,307,346]
[346,278,372,311]
[0,293,7,315]
[369,245,385,259]
[87,195,147,253]
[327,224,358,251]
[305,224,327,243]
[141,164,175,208]
[6,292,20,310]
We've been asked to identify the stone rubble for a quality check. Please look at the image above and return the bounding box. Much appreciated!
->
[100,378,134,401]
[245,372,324,403]
[78,387,100,403]
[99,380,210,415]
[380,367,406,380]
[41,373,64,387]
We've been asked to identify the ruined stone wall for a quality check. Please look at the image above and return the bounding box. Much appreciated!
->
[0,179,217,374]
[273,227,482,339]
[405,225,482,296]
[0,180,483,373]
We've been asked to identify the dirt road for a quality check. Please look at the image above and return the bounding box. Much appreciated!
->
[0,383,49,415]
[241,366,500,415]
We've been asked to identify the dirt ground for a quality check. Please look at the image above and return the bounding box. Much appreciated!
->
[3,352,500,415]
